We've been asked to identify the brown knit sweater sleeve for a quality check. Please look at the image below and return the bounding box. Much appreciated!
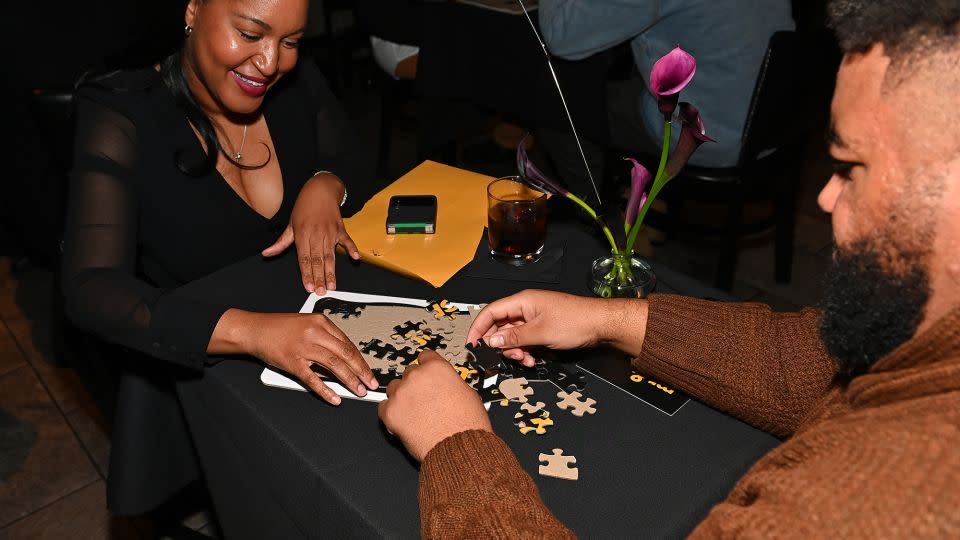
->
[419,429,576,540]
[636,294,836,438]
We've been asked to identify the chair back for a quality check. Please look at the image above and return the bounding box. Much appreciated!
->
[738,31,806,169]
[29,90,76,172]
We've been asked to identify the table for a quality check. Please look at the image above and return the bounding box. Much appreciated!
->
[175,221,778,539]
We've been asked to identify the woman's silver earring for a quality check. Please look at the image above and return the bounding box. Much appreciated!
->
[184,25,193,36]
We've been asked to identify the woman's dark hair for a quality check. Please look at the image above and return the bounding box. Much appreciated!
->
[159,47,271,176]
[828,0,960,57]
[159,50,219,176]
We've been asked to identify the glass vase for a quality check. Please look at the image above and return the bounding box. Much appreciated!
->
[588,250,657,298]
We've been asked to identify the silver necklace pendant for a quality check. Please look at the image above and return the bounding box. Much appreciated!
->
[233,124,248,163]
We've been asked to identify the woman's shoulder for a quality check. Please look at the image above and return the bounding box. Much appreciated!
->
[75,67,165,117]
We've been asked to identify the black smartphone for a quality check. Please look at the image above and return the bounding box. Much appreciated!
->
[386,195,437,234]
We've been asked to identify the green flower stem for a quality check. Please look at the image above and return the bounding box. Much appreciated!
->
[566,193,618,252]
[625,120,672,254]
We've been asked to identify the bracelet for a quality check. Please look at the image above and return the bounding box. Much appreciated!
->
[312,170,347,207]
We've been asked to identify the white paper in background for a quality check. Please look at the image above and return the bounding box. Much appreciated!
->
[259,291,496,406]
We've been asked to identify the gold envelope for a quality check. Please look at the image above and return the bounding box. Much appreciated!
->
[343,161,494,288]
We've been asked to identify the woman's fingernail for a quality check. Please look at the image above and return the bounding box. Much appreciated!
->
[330,395,342,405]
[489,335,504,347]
[327,281,336,291]
[368,377,379,389]
[306,283,315,293]
[357,384,367,397]
[316,286,326,295]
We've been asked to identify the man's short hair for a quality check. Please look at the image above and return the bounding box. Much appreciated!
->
[828,0,960,57]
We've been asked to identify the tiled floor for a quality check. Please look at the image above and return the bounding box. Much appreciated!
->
[0,68,834,539]
[0,263,216,539]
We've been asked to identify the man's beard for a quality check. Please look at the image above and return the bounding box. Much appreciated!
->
[818,239,930,376]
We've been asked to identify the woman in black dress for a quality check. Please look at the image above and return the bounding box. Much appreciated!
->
[62,0,379,512]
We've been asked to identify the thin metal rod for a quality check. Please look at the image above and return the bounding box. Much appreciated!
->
[517,0,602,204]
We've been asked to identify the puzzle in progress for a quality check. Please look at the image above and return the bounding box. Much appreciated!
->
[259,291,599,481]
[260,291,500,402]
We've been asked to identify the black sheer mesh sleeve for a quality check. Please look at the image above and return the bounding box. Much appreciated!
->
[300,60,376,216]
[61,90,228,370]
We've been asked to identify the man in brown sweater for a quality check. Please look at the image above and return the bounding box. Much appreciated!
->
[377,1,960,537]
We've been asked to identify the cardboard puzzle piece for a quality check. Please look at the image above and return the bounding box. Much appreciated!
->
[360,339,420,364]
[454,365,480,386]
[465,339,503,373]
[392,320,425,336]
[427,299,464,320]
[538,449,578,480]
[314,298,365,319]
[359,339,393,359]
[513,401,549,428]
[371,368,400,388]
[391,327,449,356]
[518,416,554,435]
[498,377,534,403]
[498,355,587,393]
[556,391,597,417]
[366,354,396,375]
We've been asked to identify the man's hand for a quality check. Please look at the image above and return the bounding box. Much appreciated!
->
[261,173,360,294]
[467,290,649,365]
[378,350,492,462]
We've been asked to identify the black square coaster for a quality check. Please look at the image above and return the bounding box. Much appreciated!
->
[464,234,564,284]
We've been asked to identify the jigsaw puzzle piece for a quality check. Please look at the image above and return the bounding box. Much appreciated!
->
[538,449,578,480]
[426,298,465,320]
[365,354,395,375]
[359,339,392,359]
[392,320,425,336]
[371,368,401,389]
[454,365,480,385]
[497,353,587,393]
[518,416,554,435]
[388,345,421,365]
[498,377,534,403]
[465,339,504,375]
[313,298,365,319]
[513,401,549,426]
[556,391,597,417]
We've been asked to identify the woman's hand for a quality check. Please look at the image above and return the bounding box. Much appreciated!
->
[467,290,649,366]
[378,350,492,462]
[262,173,360,294]
[212,310,379,405]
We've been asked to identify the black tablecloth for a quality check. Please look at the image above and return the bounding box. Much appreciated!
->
[174,222,778,539]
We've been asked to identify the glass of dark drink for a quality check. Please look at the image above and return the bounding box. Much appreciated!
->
[487,176,548,265]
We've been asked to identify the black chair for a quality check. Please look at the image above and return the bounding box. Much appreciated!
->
[610,31,839,290]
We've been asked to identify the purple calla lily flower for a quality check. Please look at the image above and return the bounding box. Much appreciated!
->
[624,158,652,228]
[664,102,715,179]
[649,47,697,118]
[516,136,569,196]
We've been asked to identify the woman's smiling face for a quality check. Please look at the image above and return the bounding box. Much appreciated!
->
[183,0,308,116]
